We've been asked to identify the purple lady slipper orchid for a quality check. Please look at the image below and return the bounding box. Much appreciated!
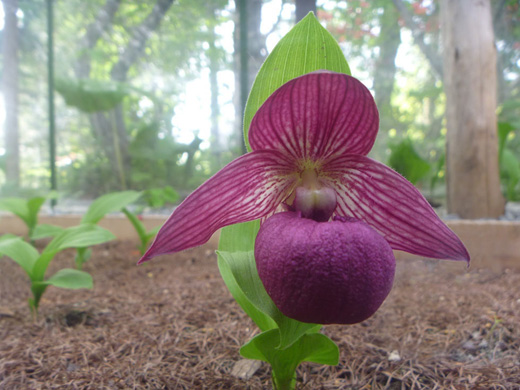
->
[140,71,469,265]
[139,70,469,325]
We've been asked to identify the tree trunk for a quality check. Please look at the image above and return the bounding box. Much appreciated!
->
[207,6,221,168]
[2,0,20,190]
[441,0,505,218]
[234,0,265,154]
[373,3,401,135]
[295,0,316,23]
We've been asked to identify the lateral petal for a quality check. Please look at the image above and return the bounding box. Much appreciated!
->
[248,71,378,161]
[321,154,470,262]
[139,150,298,263]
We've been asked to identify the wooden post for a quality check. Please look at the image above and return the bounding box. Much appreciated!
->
[441,0,505,219]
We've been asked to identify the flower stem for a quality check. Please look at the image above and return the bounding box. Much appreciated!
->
[272,370,296,390]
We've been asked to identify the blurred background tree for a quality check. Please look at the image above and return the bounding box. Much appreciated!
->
[0,0,518,206]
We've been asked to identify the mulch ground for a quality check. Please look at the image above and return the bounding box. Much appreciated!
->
[0,240,519,389]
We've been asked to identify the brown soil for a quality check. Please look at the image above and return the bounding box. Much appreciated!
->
[1,241,519,389]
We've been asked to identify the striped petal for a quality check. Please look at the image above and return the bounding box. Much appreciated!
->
[248,71,378,161]
[139,150,298,263]
[321,154,470,262]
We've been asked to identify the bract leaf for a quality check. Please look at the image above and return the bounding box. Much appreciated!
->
[240,329,339,379]
[82,190,142,224]
[244,12,351,150]
[45,268,93,289]
[0,235,39,277]
[217,250,277,332]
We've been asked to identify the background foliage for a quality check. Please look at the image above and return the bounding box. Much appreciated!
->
[0,0,519,205]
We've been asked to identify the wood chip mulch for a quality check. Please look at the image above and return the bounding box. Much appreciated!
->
[1,241,519,389]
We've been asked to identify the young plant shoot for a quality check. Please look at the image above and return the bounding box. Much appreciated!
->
[0,224,114,314]
[0,196,47,240]
[138,14,469,390]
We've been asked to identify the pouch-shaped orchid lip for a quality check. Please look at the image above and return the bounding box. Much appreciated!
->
[255,211,396,324]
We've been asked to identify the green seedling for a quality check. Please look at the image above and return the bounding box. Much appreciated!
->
[76,190,143,268]
[121,208,160,255]
[121,187,177,255]
[0,196,47,240]
[0,224,114,313]
[32,190,142,269]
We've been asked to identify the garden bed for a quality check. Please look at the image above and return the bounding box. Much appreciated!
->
[1,240,519,389]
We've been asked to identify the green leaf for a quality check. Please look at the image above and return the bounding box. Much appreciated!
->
[75,247,92,270]
[82,191,142,224]
[0,198,29,225]
[44,224,115,254]
[243,12,351,150]
[501,148,520,201]
[122,207,148,242]
[26,197,46,228]
[240,329,339,386]
[45,268,93,289]
[0,235,39,276]
[0,196,46,236]
[219,220,261,253]
[0,234,19,241]
[55,78,131,113]
[217,249,319,349]
[31,224,65,240]
[217,250,277,332]
[33,224,115,280]
[498,121,515,164]
[388,138,431,185]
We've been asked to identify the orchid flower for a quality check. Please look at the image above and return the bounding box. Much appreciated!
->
[140,71,469,266]
[140,71,469,325]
